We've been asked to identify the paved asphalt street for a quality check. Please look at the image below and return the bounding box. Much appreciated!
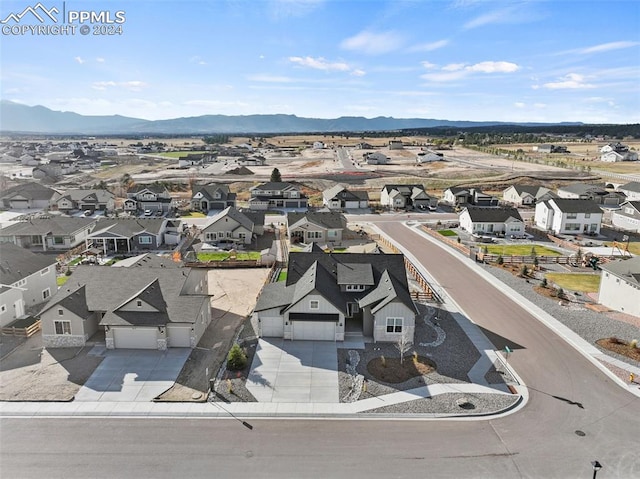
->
[2,219,639,479]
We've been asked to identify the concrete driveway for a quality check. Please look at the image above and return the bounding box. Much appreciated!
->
[74,348,191,402]
[246,339,338,403]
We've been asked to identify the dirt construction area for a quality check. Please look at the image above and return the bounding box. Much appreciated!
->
[0,268,269,402]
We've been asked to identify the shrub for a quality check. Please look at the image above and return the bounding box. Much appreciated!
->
[496,255,504,265]
[381,355,386,368]
[519,264,528,277]
[227,344,248,371]
[630,339,638,349]
[557,288,565,299]
[541,278,548,288]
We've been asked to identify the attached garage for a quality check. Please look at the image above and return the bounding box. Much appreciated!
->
[167,325,192,347]
[290,313,337,341]
[113,327,158,349]
[260,317,284,337]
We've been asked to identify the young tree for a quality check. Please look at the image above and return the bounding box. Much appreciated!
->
[395,330,413,365]
[270,168,282,183]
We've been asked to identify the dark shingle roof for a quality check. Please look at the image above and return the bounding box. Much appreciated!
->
[599,256,640,286]
[253,182,299,191]
[336,263,374,285]
[0,243,57,283]
[0,182,59,202]
[548,198,603,214]
[192,184,232,201]
[463,207,523,223]
[89,217,168,238]
[558,183,607,195]
[287,211,347,229]
[381,184,425,196]
[0,217,96,236]
[619,181,640,194]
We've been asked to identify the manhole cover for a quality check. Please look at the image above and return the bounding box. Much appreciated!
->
[575,430,586,437]
[456,398,476,410]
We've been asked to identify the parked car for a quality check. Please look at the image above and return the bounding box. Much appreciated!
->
[83,210,93,216]
[144,209,152,216]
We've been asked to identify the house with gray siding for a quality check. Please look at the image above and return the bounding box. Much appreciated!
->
[0,243,57,326]
[54,189,115,213]
[502,185,555,206]
[200,207,265,246]
[598,256,640,317]
[617,181,640,202]
[190,184,236,212]
[322,185,369,210]
[248,182,308,211]
[611,201,640,233]
[380,184,437,210]
[39,264,211,349]
[557,183,624,206]
[0,217,97,251]
[286,211,347,244]
[125,185,173,213]
[253,251,416,343]
[86,218,182,254]
[0,182,61,210]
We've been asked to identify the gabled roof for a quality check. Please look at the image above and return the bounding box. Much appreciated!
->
[337,263,374,285]
[0,182,59,202]
[192,184,233,201]
[558,183,607,195]
[547,198,603,214]
[58,189,114,203]
[287,211,346,230]
[252,182,299,191]
[39,265,209,327]
[0,217,96,236]
[599,256,640,286]
[381,184,425,196]
[358,269,415,314]
[618,181,640,194]
[112,253,181,268]
[203,206,255,231]
[129,184,169,194]
[89,218,168,238]
[462,207,523,223]
[445,186,471,195]
[0,243,56,284]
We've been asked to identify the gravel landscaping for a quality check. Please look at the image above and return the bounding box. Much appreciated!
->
[482,263,640,367]
[363,392,520,415]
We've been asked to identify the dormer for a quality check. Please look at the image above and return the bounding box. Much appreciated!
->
[336,263,375,293]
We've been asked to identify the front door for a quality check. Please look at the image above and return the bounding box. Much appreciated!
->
[14,299,24,318]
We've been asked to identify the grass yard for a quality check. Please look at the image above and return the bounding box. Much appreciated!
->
[196,251,261,262]
[545,273,601,293]
[604,241,640,256]
[157,151,209,158]
[438,229,458,237]
[485,245,561,256]
[57,275,70,286]
[179,212,206,218]
[277,270,287,282]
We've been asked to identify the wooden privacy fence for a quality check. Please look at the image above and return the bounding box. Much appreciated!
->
[2,319,41,337]
[185,260,266,268]
[404,258,443,303]
[478,254,572,265]
[419,226,470,255]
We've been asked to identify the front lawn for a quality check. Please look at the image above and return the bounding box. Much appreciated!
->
[277,270,287,282]
[438,229,458,237]
[545,273,601,292]
[485,245,561,256]
[179,212,206,218]
[196,251,261,262]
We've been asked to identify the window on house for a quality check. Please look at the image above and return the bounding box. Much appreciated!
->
[42,288,50,300]
[53,236,64,245]
[139,236,152,244]
[566,213,577,219]
[585,213,591,218]
[238,232,246,240]
[136,300,143,307]
[58,308,64,316]
[41,267,49,275]
[346,303,359,317]
[386,317,403,333]
[310,300,319,309]
[54,320,71,335]
[564,223,580,231]
[0,305,6,313]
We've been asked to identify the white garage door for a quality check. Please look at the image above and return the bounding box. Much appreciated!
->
[167,326,192,347]
[292,321,335,341]
[261,317,284,337]
[113,327,157,349]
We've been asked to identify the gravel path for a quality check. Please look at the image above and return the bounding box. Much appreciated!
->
[481,264,640,367]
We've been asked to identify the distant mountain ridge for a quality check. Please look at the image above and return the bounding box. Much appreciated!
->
[0,100,584,135]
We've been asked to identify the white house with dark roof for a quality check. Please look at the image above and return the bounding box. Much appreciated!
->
[53,188,115,213]
[617,181,640,202]
[534,198,603,235]
[598,256,640,317]
[0,217,97,251]
[459,207,525,235]
[611,201,640,233]
[39,264,211,349]
[286,211,347,244]
[248,182,308,211]
[502,185,554,206]
[190,184,236,212]
[443,187,498,207]
[253,251,416,342]
[0,182,61,210]
[600,142,638,162]
[322,185,369,210]
[200,207,264,246]
[0,243,57,326]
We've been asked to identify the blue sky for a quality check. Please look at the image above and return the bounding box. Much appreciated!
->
[2,0,639,123]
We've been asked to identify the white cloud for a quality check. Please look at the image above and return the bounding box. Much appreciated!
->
[74,56,85,64]
[409,39,449,52]
[463,5,540,30]
[421,61,520,82]
[578,41,639,54]
[91,80,148,91]
[350,69,366,77]
[96,57,105,63]
[421,61,438,70]
[514,102,525,108]
[534,103,547,108]
[542,73,594,90]
[288,56,350,72]
[340,30,404,55]
[248,74,295,83]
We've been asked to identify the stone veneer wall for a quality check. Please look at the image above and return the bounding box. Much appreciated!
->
[43,334,85,348]
[157,338,167,350]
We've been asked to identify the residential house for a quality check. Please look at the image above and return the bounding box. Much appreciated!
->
[389,140,404,150]
[32,159,79,180]
[617,181,640,201]
[191,184,236,212]
[611,201,640,233]
[380,184,437,210]
[53,189,115,213]
[534,198,603,235]
[0,243,57,326]
[286,211,347,244]
[443,187,498,207]
[535,144,568,154]
[416,151,443,164]
[313,142,325,149]
[200,207,265,246]
[253,251,417,342]
[322,185,369,210]
[86,217,182,254]
[459,207,525,236]
[502,185,555,207]
[364,152,389,165]
[598,256,640,317]
[0,182,61,210]
[39,265,211,349]
[557,183,624,206]
[600,142,638,162]
[0,217,97,251]
[248,182,308,211]
[124,184,173,213]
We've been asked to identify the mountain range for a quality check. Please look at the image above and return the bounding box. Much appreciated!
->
[0,100,583,135]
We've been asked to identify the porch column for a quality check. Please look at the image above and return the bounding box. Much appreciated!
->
[103,240,107,256]
[42,234,47,251]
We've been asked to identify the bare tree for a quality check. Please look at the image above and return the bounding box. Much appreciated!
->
[395,330,413,365]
